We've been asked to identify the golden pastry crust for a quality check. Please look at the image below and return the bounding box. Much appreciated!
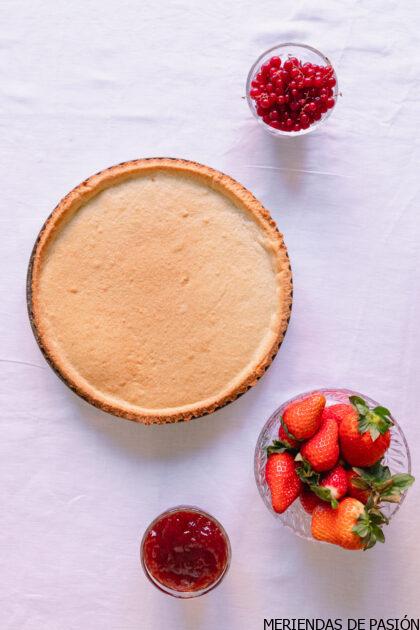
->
[28,158,292,424]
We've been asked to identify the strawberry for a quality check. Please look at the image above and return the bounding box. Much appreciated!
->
[339,396,392,467]
[300,486,323,514]
[310,465,348,508]
[346,469,370,504]
[282,393,325,441]
[278,420,300,449]
[265,453,302,514]
[312,497,367,550]
[322,403,355,426]
[299,417,339,472]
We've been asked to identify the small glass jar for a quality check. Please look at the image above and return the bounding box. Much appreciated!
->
[246,43,338,137]
[254,388,411,542]
[140,505,231,598]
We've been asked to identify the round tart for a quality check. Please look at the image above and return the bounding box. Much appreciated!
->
[28,159,292,424]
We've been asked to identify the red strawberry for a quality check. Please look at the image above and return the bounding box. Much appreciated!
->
[312,498,366,550]
[346,469,370,504]
[283,393,325,441]
[339,396,392,467]
[265,453,302,514]
[300,486,323,514]
[322,403,355,426]
[278,421,299,449]
[299,417,339,472]
[313,465,348,508]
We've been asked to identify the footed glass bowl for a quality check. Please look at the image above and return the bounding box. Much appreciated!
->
[254,388,411,541]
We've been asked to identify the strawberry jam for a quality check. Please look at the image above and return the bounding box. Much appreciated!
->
[142,507,230,596]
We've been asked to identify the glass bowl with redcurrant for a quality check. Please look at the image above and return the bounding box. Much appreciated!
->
[246,43,338,136]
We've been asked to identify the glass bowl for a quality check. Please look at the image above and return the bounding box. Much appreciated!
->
[254,388,411,542]
[246,43,338,137]
[140,505,231,598]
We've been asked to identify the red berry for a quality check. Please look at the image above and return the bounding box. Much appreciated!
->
[303,64,315,76]
[270,56,281,68]
[300,487,323,515]
[300,417,339,472]
[265,453,302,514]
[320,465,348,501]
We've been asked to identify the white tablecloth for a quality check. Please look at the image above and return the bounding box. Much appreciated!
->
[1,1,419,628]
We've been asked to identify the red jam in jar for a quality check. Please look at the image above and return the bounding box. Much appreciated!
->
[141,507,230,596]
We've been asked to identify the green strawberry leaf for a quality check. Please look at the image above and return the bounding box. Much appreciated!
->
[353,463,390,483]
[266,440,295,455]
[310,484,339,508]
[279,416,299,443]
[295,459,320,486]
[379,473,415,503]
[349,395,369,416]
[368,509,389,525]
[370,524,385,543]
[353,506,387,550]
[367,425,381,441]
[353,522,370,538]
[388,473,415,490]
[350,476,370,490]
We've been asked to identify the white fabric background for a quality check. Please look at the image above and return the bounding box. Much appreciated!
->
[1,1,420,628]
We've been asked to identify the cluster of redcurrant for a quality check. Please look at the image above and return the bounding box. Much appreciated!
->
[249,55,337,132]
